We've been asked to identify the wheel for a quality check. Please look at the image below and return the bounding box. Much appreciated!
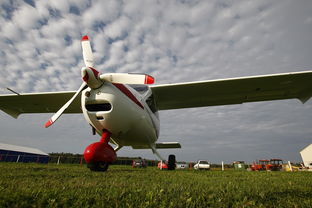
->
[167,154,176,170]
[87,162,109,172]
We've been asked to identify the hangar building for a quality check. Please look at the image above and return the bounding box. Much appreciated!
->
[300,144,312,169]
[0,142,49,163]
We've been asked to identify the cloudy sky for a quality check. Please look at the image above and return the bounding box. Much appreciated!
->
[0,0,311,163]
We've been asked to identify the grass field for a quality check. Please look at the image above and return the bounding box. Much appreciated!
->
[0,163,311,208]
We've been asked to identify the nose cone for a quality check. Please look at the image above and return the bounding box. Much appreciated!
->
[81,67,89,82]
[81,67,103,89]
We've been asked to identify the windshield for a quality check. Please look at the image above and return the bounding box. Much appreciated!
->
[259,160,269,165]
[146,94,158,113]
[270,160,282,165]
[128,84,158,114]
[199,161,208,164]
[129,84,149,94]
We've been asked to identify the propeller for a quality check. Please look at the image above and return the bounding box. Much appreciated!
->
[45,35,154,128]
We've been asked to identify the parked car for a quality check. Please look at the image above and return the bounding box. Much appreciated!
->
[194,160,210,170]
[132,159,147,168]
[157,160,168,169]
[176,162,189,169]
[233,161,246,170]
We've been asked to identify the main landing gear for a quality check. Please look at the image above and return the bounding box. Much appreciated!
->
[84,130,117,171]
[167,154,176,170]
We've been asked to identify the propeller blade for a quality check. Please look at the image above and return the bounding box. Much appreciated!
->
[81,35,154,86]
[45,82,87,128]
[100,73,154,85]
[81,35,94,67]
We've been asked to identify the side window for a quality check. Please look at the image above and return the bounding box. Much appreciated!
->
[146,94,158,113]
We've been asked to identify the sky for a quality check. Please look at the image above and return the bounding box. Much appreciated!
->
[0,0,312,163]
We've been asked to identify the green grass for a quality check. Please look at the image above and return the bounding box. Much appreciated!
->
[0,163,311,207]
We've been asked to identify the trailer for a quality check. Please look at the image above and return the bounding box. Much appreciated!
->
[300,144,312,169]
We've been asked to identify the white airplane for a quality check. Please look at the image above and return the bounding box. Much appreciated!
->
[0,36,311,171]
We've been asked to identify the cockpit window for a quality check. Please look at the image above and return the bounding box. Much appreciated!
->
[146,94,158,113]
[129,84,149,94]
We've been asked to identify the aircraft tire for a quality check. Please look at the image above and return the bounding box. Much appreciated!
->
[168,154,176,170]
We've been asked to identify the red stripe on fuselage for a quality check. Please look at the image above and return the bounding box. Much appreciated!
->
[113,83,144,109]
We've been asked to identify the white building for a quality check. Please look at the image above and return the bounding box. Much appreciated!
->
[300,144,312,168]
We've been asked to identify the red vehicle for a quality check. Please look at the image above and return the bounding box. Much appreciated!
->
[157,160,168,169]
[267,159,283,171]
[251,159,270,171]
[251,159,283,171]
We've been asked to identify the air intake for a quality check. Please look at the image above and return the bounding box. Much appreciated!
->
[86,103,112,112]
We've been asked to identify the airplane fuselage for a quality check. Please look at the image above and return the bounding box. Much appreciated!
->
[81,82,160,149]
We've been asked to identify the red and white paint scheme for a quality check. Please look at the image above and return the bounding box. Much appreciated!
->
[1,36,312,171]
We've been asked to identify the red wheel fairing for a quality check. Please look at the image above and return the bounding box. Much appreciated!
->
[84,142,116,163]
[84,130,117,164]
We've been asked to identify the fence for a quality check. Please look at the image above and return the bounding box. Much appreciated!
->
[1,154,239,169]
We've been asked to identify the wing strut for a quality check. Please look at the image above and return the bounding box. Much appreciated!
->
[150,145,165,161]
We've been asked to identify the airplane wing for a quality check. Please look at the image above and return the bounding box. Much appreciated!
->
[0,91,81,118]
[151,71,312,110]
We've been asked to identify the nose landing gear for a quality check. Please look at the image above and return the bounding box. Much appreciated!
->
[84,130,117,171]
